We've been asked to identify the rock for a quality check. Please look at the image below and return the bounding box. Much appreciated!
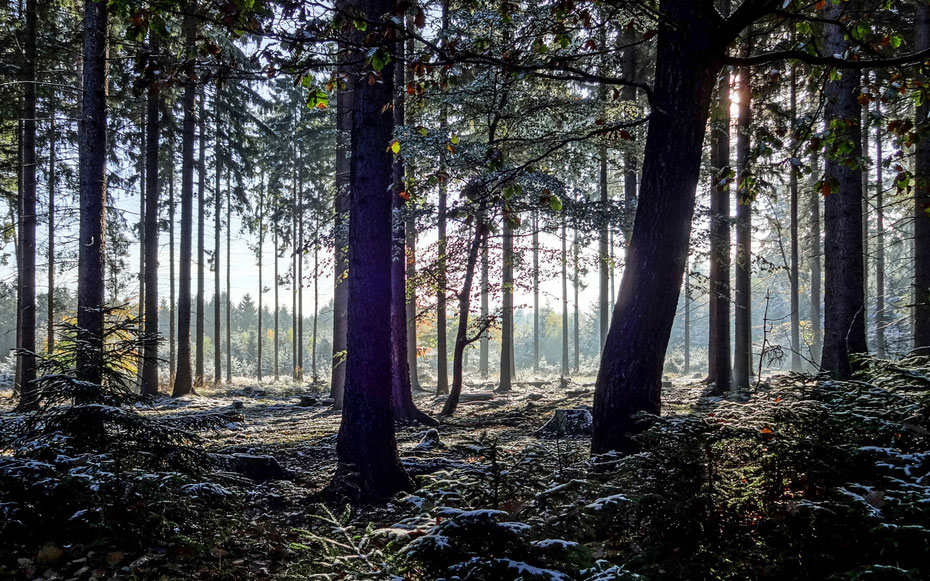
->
[414,428,442,451]
[460,392,494,402]
[535,409,593,439]
[525,393,544,401]
[297,396,319,407]
[222,453,288,481]
[232,400,244,409]
[36,544,64,566]
[662,380,672,387]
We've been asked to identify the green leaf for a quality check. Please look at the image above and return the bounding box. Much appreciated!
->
[550,195,563,212]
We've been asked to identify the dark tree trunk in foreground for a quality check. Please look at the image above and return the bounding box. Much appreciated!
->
[707,61,731,393]
[141,35,161,396]
[76,0,109,388]
[733,62,752,391]
[172,7,198,398]
[18,0,38,409]
[332,0,413,500]
[593,2,727,454]
[915,0,930,350]
[821,1,868,378]
[195,92,206,387]
[331,58,352,408]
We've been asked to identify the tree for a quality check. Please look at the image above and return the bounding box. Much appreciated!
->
[331,0,413,500]
[820,1,868,379]
[195,90,206,387]
[17,0,38,409]
[330,50,352,408]
[75,0,109,388]
[214,88,223,384]
[733,58,753,392]
[172,5,198,398]
[915,0,930,350]
[141,33,161,396]
[707,43,731,394]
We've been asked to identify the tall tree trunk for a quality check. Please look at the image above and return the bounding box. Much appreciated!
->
[789,61,801,372]
[18,0,37,408]
[274,198,279,381]
[435,0,450,396]
[171,7,197,398]
[47,116,55,355]
[225,169,231,383]
[733,62,752,391]
[593,1,726,454]
[707,19,731,393]
[298,154,305,382]
[561,216,569,377]
[821,1,868,378]
[573,225,580,374]
[443,219,488,416]
[915,0,930,349]
[312,236,318,380]
[332,0,413,498]
[214,90,222,384]
[76,0,109,389]
[684,258,691,374]
[195,91,206,387]
[621,27,638,257]
[138,116,145,384]
[533,211,540,373]
[599,140,609,350]
[809,148,822,364]
[390,44,433,425]
[498,217,514,391]
[331,55,352,407]
[169,137,176,382]
[404,31,421,392]
[875,104,886,359]
[257,173,264,382]
[479,237,489,378]
[861,76,870,346]
[292,182,298,380]
[141,35,161,396]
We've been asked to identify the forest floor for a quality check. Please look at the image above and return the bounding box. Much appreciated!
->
[2,362,929,580]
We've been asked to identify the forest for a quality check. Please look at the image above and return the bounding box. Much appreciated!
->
[1,0,930,578]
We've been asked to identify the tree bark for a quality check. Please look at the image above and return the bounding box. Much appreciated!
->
[593,1,726,454]
[332,0,414,499]
[561,216,569,377]
[809,148,822,364]
[47,117,55,355]
[435,0,450,396]
[171,6,198,398]
[875,103,886,358]
[733,62,752,391]
[214,90,222,384]
[820,1,868,378]
[257,173,264,382]
[479,237,489,378]
[707,30,731,393]
[141,34,161,396]
[789,61,801,372]
[226,168,231,383]
[169,136,176,382]
[572,225,580,374]
[76,0,108,389]
[195,90,206,387]
[18,0,38,409]
[331,57,352,407]
[498,216,514,391]
[915,0,930,349]
[533,211,540,373]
